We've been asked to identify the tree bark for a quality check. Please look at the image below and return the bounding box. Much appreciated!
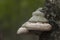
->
[38,0,60,40]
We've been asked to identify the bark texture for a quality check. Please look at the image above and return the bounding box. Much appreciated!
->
[39,0,60,40]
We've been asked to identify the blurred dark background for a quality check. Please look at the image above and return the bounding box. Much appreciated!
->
[0,0,45,40]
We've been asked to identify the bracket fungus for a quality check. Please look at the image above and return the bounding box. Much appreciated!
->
[17,8,52,34]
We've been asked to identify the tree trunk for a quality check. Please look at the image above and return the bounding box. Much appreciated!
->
[38,0,60,40]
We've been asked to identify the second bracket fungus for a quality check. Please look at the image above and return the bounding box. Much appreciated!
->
[17,8,52,34]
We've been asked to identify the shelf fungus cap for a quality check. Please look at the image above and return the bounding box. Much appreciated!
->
[17,22,52,34]
[29,11,48,22]
[22,22,52,31]
[17,27,29,34]
[32,11,45,16]
[17,8,52,34]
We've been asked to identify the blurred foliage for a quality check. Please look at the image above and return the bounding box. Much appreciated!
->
[0,0,45,40]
